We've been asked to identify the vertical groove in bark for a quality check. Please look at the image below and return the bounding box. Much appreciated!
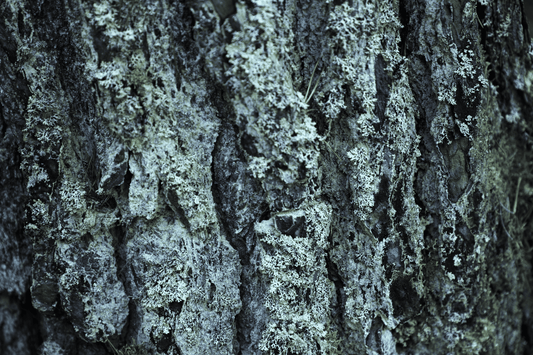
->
[0,5,34,353]
[0,0,532,354]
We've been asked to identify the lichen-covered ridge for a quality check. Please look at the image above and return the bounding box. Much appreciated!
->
[0,0,532,354]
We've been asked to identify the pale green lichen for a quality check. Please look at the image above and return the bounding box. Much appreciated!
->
[225,1,321,205]
[347,143,383,219]
[56,231,129,342]
[85,0,223,234]
[127,153,159,219]
[59,179,87,211]
[4,0,531,353]
[255,202,340,354]
[323,2,380,138]
[124,214,241,354]
[81,5,243,352]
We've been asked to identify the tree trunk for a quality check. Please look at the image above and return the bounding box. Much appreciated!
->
[1,0,533,354]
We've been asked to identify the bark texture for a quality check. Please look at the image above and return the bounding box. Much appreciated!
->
[1,0,533,354]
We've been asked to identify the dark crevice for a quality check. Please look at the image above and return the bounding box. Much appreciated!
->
[20,290,44,354]
[398,0,411,57]
[365,317,382,351]
[122,168,133,199]
[17,10,27,38]
[141,31,150,65]
[453,81,480,121]
[275,215,306,238]
[324,253,345,326]
[210,0,237,22]
[168,300,184,314]
[92,28,116,65]
[308,94,328,136]
[258,204,272,222]
[151,331,173,353]
[390,275,421,320]
[210,123,251,355]
[172,3,196,58]
[407,52,435,229]
[0,107,6,141]
[110,212,134,350]
[332,0,349,6]
[519,0,532,45]
[210,124,245,259]
[120,300,139,350]
[111,225,128,278]
[232,269,249,353]
[476,2,488,49]
[374,54,391,131]
[167,187,191,231]
[240,131,259,157]
[324,215,346,347]
[211,126,225,211]
[480,4,531,125]
[523,314,533,355]
[0,6,19,64]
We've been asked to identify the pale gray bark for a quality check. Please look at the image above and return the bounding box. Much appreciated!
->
[1,0,533,354]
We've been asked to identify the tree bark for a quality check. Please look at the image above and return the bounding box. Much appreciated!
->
[1,0,533,354]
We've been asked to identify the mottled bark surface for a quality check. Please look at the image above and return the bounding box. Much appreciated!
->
[1,0,533,354]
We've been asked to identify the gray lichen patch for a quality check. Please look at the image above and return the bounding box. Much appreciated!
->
[317,3,428,353]
[78,0,243,352]
[224,1,322,211]
[2,0,532,353]
[85,0,223,232]
[127,153,160,220]
[218,0,430,352]
[253,202,340,354]
[123,214,241,355]
[56,231,129,342]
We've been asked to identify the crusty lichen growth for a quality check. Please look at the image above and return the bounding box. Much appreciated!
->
[86,0,222,232]
[4,0,242,352]
[219,1,345,353]
[81,0,243,353]
[123,214,241,354]
[315,1,428,353]
[225,0,322,210]
[2,0,532,353]
[56,231,129,342]
[254,203,339,354]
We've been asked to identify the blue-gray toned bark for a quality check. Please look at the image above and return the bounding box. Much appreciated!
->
[1,0,533,354]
